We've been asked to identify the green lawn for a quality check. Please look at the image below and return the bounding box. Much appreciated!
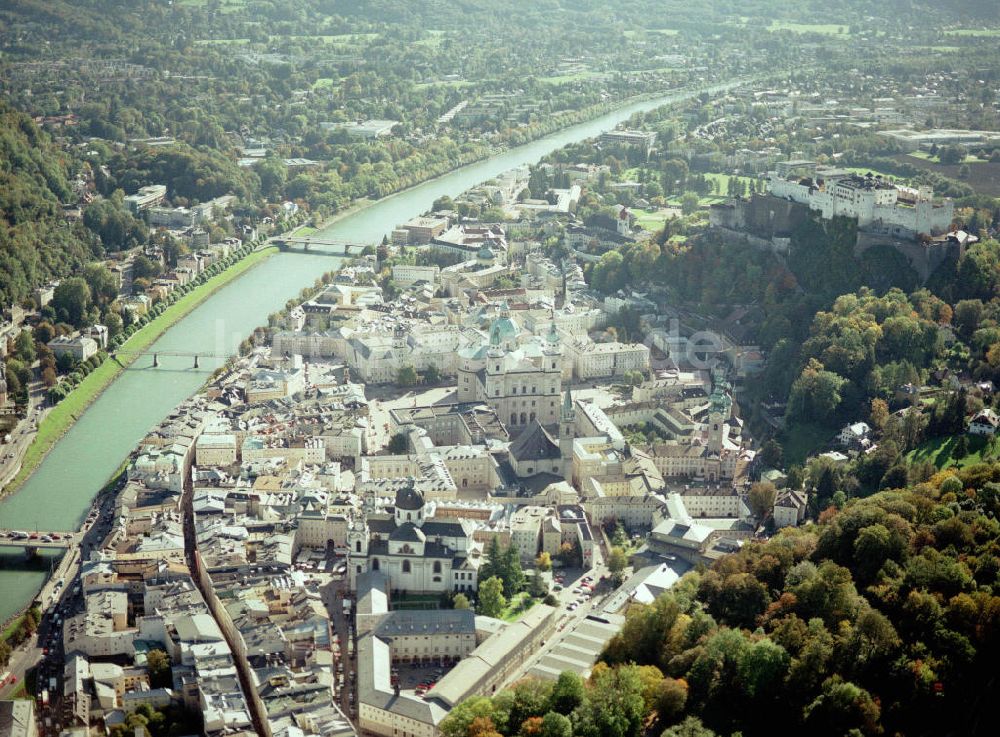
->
[944,28,1000,37]
[286,33,379,44]
[177,0,246,12]
[907,151,988,164]
[499,592,538,622]
[290,224,318,237]
[703,172,757,195]
[906,434,996,470]
[625,28,680,38]
[538,70,606,85]
[2,608,35,642]
[414,30,446,48]
[632,207,680,231]
[392,593,441,610]
[194,38,251,46]
[769,21,850,35]
[842,166,904,181]
[780,421,835,465]
[415,79,475,90]
[665,193,725,207]
[3,247,278,496]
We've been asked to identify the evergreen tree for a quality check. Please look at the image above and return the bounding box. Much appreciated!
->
[501,544,525,597]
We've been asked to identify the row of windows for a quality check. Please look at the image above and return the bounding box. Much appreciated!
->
[509,411,537,425]
[370,559,444,574]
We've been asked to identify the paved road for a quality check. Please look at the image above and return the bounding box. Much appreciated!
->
[0,382,51,491]
[321,566,357,722]
[0,484,118,721]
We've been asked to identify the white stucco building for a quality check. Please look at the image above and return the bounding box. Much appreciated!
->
[347,483,483,594]
[767,167,953,236]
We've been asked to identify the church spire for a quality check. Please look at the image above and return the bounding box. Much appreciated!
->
[562,386,574,419]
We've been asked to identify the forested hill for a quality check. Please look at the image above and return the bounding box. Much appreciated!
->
[441,469,1000,737]
[599,468,1000,736]
[0,103,96,308]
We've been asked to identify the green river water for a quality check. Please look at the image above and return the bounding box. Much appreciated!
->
[0,83,736,621]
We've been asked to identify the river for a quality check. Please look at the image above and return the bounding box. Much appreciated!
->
[0,82,737,621]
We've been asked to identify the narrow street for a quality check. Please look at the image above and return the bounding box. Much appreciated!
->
[321,563,357,721]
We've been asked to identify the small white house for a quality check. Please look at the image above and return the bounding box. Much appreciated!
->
[838,421,871,447]
[48,335,99,362]
[968,409,1000,436]
[773,489,808,528]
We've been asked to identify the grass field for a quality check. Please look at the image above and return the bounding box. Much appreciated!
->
[907,151,988,164]
[625,28,681,38]
[290,224,318,237]
[945,28,1000,37]
[632,207,681,231]
[414,30,446,48]
[906,434,996,470]
[500,592,538,622]
[781,421,835,465]
[703,172,757,196]
[393,593,442,610]
[842,166,904,181]
[415,79,475,90]
[654,173,758,208]
[194,38,251,46]
[895,153,1000,197]
[177,0,246,12]
[1,608,35,642]
[3,248,278,496]
[538,70,606,85]
[286,33,379,44]
[769,21,850,36]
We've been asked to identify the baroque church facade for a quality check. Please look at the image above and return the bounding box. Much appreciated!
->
[347,481,483,595]
[456,302,564,434]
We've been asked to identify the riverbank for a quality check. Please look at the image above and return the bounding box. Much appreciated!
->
[300,85,730,239]
[1,246,279,499]
[0,82,594,496]
[0,79,753,626]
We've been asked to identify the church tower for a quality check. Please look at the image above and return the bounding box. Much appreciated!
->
[348,514,370,558]
[706,383,731,455]
[393,323,407,351]
[617,206,631,236]
[560,386,576,484]
[346,507,370,590]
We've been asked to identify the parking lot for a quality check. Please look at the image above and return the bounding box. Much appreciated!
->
[391,661,452,696]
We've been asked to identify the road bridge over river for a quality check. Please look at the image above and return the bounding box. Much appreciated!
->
[273,236,373,256]
[0,529,80,556]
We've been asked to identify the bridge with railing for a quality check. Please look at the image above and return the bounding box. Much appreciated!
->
[273,236,372,256]
[111,349,216,368]
[0,529,80,555]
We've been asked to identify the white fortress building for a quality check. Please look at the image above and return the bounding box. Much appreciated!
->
[767,166,953,237]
